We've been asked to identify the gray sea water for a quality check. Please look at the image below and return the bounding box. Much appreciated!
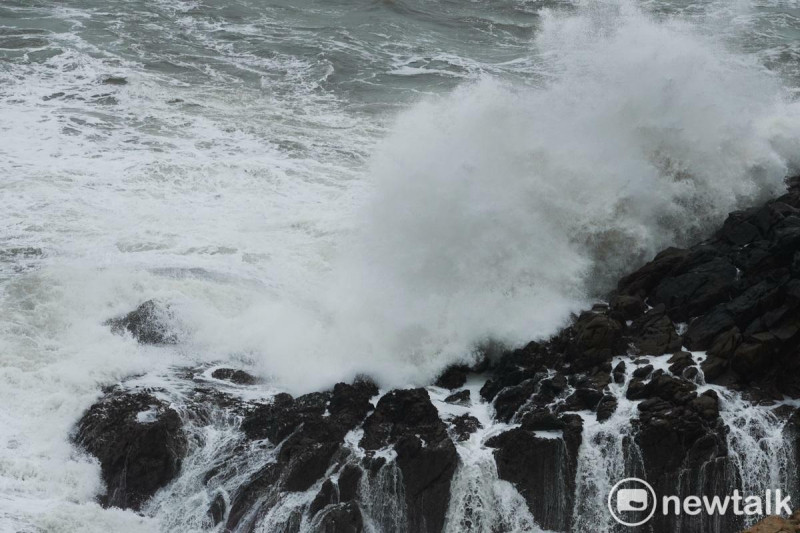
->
[3,0,800,531]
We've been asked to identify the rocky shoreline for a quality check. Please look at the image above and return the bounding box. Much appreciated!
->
[72,179,800,532]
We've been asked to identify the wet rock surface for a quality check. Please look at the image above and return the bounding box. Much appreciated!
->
[211,367,258,385]
[487,413,583,531]
[360,388,458,533]
[74,389,187,511]
[618,184,800,397]
[106,299,177,344]
[77,181,800,531]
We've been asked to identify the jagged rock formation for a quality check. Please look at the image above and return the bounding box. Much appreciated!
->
[74,389,187,510]
[106,299,177,344]
[73,179,800,532]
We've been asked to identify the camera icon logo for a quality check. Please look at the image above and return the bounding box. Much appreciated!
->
[608,478,657,526]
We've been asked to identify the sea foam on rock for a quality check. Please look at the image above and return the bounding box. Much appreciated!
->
[74,389,187,511]
[73,179,800,531]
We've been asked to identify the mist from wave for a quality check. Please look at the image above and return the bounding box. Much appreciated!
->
[211,0,800,391]
[3,0,800,529]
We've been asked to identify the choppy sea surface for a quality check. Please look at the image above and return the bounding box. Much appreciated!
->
[3,0,800,530]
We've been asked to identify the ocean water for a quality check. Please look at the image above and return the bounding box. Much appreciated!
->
[2,0,800,530]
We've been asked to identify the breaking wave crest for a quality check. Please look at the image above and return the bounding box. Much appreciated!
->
[242,0,800,390]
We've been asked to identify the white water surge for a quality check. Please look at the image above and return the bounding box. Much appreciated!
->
[2,0,800,530]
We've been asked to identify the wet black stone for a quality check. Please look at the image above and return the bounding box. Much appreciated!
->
[211,368,258,385]
[106,300,177,345]
[74,389,187,511]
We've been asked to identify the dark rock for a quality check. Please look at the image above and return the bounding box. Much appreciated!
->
[486,415,582,531]
[685,308,736,350]
[207,493,226,525]
[629,305,683,355]
[315,502,364,533]
[632,364,653,380]
[230,380,377,524]
[596,395,618,422]
[337,464,362,502]
[612,361,626,384]
[435,365,469,389]
[225,464,280,531]
[731,337,776,378]
[539,373,568,397]
[241,392,328,443]
[609,294,646,321]
[479,341,556,402]
[310,479,339,516]
[633,381,733,532]
[360,389,457,533]
[211,368,258,385]
[617,247,690,298]
[564,312,624,370]
[707,327,742,360]
[279,429,342,492]
[667,351,694,375]
[691,390,720,420]
[449,413,482,442]
[444,389,470,405]
[328,380,378,428]
[560,388,603,412]
[627,370,696,402]
[102,76,128,85]
[492,378,539,422]
[74,390,187,511]
[651,257,738,321]
[519,409,564,431]
[106,300,177,344]
[701,356,729,382]
[717,209,761,246]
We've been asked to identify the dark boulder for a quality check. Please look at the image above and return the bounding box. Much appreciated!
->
[628,305,683,355]
[360,388,457,533]
[229,380,377,529]
[225,464,281,531]
[444,389,470,405]
[667,351,695,376]
[310,479,339,516]
[106,300,177,344]
[241,392,328,443]
[328,380,379,428]
[617,247,690,299]
[487,414,582,531]
[612,361,626,384]
[650,257,738,322]
[560,388,603,412]
[564,312,624,371]
[315,502,364,533]
[211,368,258,385]
[492,378,539,422]
[596,395,618,422]
[74,389,187,510]
[627,370,696,402]
[448,414,482,442]
[632,364,653,380]
[434,365,469,389]
[633,385,735,532]
[207,493,226,525]
[337,464,363,502]
[609,294,646,321]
